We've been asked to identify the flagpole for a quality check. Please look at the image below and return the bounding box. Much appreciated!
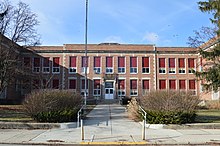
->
[84,0,88,106]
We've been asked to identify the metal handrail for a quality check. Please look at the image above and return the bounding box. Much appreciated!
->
[139,106,147,140]
[77,105,85,127]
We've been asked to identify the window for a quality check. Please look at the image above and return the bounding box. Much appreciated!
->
[52,79,59,89]
[118,57,125,74]
[159,80,166,90]
[189,80,196,95]
[130,57,137,74]
[178,58,185,74]
[179,80,186,90]
[106,57,113,74]
[81,79,88,96]
[52,57,60,73]
[93,79,101,96]
[42,79,49,89]
[130,79,138,96]
[69,56,77,74]
[94,57,101,74]
[118,79,125,96]
[81,56,89,73]
[142,57,149,73]
[142,80,149,95]
[169,80,176,90]
[159,58,166,73]
[69,79,76,91]
[42,57,50,73]
[188,58,195,73]
[169,58,175,74]
[23,57,31,67]
[33,57,40,73]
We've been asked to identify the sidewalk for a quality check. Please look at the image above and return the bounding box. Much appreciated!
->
[0,103,220,145]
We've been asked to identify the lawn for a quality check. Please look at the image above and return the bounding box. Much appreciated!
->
[195,109,220,123]
[0,104,96,122]
[0,105,33,122]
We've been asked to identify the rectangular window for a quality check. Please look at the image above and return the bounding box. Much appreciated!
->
[118,79,125,96]
[142,57,150,74]
[130,79,138,96]
[42,79,50,89]
[159,58,166,74]
[142,80,149,95]
[179,80,186,90]
[69,56,77,74]
[81,56,89,73]
[130,57,137,74]
[188,58,195,73]
[52,79,59,89]
[33,57,40,73]
[93,79,101,96]
[118,57,125,74]
[69,79,76,90]
[52,57,60,73]
[169,58,176,74]
[159,80,166,90]
[178,58,185,74]
[42,57,50,73]
[94,57,101,74]
[169,80,176,90]
[189,80,196,95]
[23,57,31,67]
[81,79,88,96]
[106,56,113,74]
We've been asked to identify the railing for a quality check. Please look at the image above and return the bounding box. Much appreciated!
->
[139,106,147,140]
[77,105,85,127]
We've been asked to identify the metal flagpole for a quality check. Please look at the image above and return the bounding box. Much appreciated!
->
[84,0,88,106]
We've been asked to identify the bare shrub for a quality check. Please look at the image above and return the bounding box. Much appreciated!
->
[140,90,200,124]
[206,100,220,110]
[22,89,83,122]
[127,98,141,121]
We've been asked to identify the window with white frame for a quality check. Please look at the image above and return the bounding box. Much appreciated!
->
[142,80,149,95]
[81,79,88,97]
[42,57,50,73]
[69,56,77,74]
[69,79,76,92]
[33,57,40,73]
[118,79,125,96]
[178,58,185,74]
[106,56,113,74]
[169,80,176,90]
[159,58,166,74]
[130,79,138,96]
[169,58,176,74]
[93,79,101,96]
[159,80,166,90]
[142,57,150,73]
[52,57,60,73]
[188,58,195,73]
[179,80,186,91]
[130,57,137,74]
[81,56,89,73]
[118,57,125,74]
[94,57,101,74]
[189,80,196,95]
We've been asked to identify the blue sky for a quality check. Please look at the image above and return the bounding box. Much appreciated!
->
[10,0,213,46]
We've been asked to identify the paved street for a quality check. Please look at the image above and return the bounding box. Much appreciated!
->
[0,103,220,145]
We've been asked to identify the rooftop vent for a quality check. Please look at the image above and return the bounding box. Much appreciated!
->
[98,43,120,45]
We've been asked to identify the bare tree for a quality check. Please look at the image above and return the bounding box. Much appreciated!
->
[0,0,40,95]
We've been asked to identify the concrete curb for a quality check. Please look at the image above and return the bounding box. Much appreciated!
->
[164,123,220,129]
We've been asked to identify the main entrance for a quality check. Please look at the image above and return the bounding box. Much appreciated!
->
[105,81,114,99]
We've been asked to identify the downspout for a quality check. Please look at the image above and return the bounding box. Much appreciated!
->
[154,45,157,90]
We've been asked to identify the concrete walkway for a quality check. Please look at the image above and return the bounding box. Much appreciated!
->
[0,103,220,145]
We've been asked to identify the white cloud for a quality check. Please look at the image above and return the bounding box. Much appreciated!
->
[142,32,159,44]
[103,36,123,43]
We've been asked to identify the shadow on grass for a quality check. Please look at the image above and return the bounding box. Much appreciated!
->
[195,110,220,123]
